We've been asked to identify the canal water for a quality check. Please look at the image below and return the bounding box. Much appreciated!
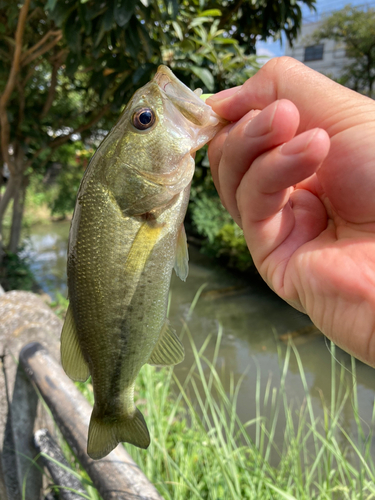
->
[22,221,375,463]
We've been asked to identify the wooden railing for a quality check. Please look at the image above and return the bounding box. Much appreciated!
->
[20,342,164,500]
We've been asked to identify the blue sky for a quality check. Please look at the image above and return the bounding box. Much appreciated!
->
[256,0,375,59]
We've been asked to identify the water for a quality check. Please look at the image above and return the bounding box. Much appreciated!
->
[24,221,375,461]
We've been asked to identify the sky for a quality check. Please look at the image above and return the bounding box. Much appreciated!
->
[256,0,375,60]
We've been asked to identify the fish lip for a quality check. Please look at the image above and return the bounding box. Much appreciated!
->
[153,65,176,94]
[153,65,190,96]
[153,65,211,126]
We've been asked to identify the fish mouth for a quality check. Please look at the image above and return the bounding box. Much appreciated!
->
[153,65,212,127]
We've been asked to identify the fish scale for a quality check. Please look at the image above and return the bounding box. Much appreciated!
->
[60,66,226,459]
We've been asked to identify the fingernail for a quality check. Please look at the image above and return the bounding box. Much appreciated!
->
[280,129,318,155]
[207,86,242,103]
[245,101,278,137]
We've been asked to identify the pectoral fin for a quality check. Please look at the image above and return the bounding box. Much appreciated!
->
[174,224,189,281]
[148,320,185,366]
[60,305,90,382]
[125,222,162,279]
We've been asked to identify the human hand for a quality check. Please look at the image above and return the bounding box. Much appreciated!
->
[207,57,375,366]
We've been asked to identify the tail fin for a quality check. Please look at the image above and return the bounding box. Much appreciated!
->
[87,407,150,460]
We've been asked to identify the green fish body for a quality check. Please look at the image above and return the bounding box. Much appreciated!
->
[60,66,225,459]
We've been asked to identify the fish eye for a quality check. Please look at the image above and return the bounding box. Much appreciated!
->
[132,108,156,130]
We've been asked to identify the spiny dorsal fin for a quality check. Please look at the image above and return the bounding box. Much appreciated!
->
[60,305,90,382]
[174,224,189,281]
[148,320,185,366]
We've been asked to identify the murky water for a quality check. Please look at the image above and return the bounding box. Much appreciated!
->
[23,221,375,462]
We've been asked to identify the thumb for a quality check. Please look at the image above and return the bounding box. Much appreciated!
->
[207,57,367,134]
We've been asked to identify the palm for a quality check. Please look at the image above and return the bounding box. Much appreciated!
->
[208,57,375,365]
[281,126,375,363]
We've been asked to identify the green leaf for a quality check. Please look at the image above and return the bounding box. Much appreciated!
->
[214,37,238,45]
[125,24,140,59]
[103,4,114,31]
[172,21,183,41]
[190,66,214,92]
[65,12,81,53]
[266,484,298,500]
[189,17,210,28]
[198,9,222,17]
[65,52,80,78]
[180,39,195,52]
[132,63,155,85]
[46,0,58,11]
[114,0,137,28]
[167,0,178,19]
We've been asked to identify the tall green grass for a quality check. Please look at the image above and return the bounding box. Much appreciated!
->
[32,326,375,499]
[119,329,375,500]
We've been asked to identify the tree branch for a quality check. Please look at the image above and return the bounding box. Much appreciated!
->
[0,48,11,61]
[16,80,25,140]
[28,104,110,166]
[21,29,61,63]
[49,104,110,148]
[21,32,63,67]
[41,60,60,119]
[0,0,31,175]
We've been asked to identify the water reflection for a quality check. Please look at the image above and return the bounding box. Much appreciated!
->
[22,221,70,299]
[23,221,375,463]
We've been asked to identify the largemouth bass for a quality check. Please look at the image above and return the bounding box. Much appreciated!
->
[60,66,225,460]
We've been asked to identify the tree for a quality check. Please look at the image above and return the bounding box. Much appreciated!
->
[0,0,316,257]
[311,6,375,98]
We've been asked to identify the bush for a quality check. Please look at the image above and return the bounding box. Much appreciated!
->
[189,192,253,271]
[0,250,35,291]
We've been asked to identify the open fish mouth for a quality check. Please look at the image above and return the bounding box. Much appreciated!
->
[153,65,219,127]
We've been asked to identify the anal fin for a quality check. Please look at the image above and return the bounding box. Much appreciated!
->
[174,224,189,281]
[148,320,185,366]
[60,305,90,382]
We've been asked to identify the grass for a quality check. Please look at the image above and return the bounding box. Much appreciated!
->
[21,292,375,499]
[119,330,375,500]
[38,327,375,500]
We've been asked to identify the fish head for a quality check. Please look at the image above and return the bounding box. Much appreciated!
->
[97,66,226,215]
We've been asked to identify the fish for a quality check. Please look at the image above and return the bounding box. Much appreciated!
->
[60,65,226,460]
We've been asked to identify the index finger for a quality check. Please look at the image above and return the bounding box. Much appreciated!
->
[207,57,370,135]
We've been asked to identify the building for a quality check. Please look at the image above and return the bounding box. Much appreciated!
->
[284,20,348,80]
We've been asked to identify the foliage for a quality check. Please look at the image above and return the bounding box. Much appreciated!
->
[216,0,316,48]
[46,326,375,499]
[216,223,253,271]
[311,6,375,97]
[189,162,253,271]
[49,144,93,218]
[49,291,69,319]
[0,0,316,255]
[191,193,233,244]
[0,249,35,291]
